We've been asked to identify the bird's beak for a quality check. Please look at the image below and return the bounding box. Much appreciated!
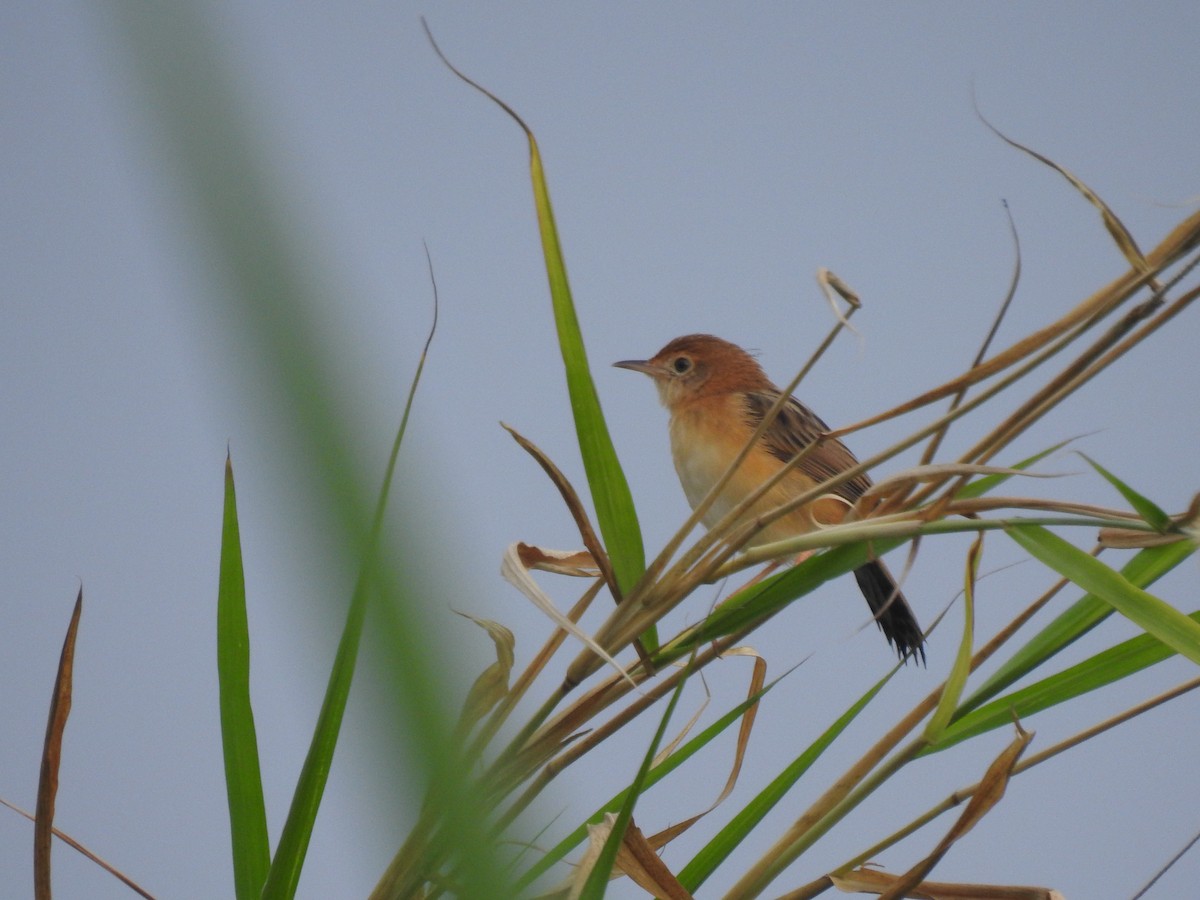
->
[613,358,666,378]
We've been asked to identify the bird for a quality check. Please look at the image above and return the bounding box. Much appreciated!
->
[614,333,925,663]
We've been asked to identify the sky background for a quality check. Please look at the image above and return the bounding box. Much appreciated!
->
[4,3,1199,898]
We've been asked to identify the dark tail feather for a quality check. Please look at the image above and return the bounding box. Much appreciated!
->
[853,562,925,665]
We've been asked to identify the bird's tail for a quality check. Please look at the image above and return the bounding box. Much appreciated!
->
[853,561,926,665]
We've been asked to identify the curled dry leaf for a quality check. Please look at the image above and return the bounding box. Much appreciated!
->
[517,543,601,578]
[871,721,1035,900]
[501,543,636,689]
[568,814,693,900]
[454,612,515,728]
[817,267,862,335]
[646,649,769,850]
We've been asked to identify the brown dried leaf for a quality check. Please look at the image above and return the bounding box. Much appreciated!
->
[517,543,601,578]
[647,650,768,848]
[454,612,515,728]
[976,111,1153,286]
[503,424,619,598]
[615,819,694,900]
[568,815,694,900]
[876,722,1034,900]
[502,543,637,689]
[35,588,83,900]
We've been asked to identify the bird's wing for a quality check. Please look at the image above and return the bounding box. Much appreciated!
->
[742,389,873,501]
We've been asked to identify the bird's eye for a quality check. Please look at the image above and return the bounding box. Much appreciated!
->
[672,356,692,374]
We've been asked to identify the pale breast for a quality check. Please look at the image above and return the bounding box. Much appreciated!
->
[668,403,823,546]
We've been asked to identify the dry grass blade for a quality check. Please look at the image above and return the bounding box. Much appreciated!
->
[503,424,620,601]
[834,676,1200,888]
[567,815,693,900]
[35,588,83,900]
[644,651,768,846]
[830,867,1062,899]
[974,103,1153,285]
[1,796,156,900]
[877,722,1034,899]
[453,613,515,732]
[833,208,1200,439]
[613,819,694,899]
[501,543,639,690]
[919,200,1023,470]
[1130,825,1200,900]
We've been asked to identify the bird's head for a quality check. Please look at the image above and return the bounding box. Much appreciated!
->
[614,333,770,408]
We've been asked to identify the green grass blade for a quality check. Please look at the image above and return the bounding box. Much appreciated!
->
[1007,524,1200,665]
[956,439,1075,500]
[923,536,980,741]
[217,454,271,900]
[959,539,1195,713]
[422,28,646,603]
[261,584,367,900]
[526,139,647,601]
[677,669,892,892]
[668,537,906,655]
[1078,452,1171,531]
[577,661,691,899]
[931,606,1200,751]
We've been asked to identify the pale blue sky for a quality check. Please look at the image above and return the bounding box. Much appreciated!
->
[4,3,1199,898]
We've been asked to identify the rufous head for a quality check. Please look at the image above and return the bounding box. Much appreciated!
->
[614,333,772,408]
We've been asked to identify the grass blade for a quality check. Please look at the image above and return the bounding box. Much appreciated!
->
[960,539,1195,713]
[677,669,892,892]
[577,663,691,898]
[1078,452,1171,531]
[217,454,271,899]
[526,140,647,598]
[35,589,83,900]
[422,22,647,606]
[261,585,367,900]
[1007,524,1200,665]
[931,605,1200,751]
[923,535,980,741]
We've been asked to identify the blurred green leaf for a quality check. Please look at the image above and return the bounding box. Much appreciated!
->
[217,454,271,900]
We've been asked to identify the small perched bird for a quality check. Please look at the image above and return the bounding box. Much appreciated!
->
[615,333,925,663]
